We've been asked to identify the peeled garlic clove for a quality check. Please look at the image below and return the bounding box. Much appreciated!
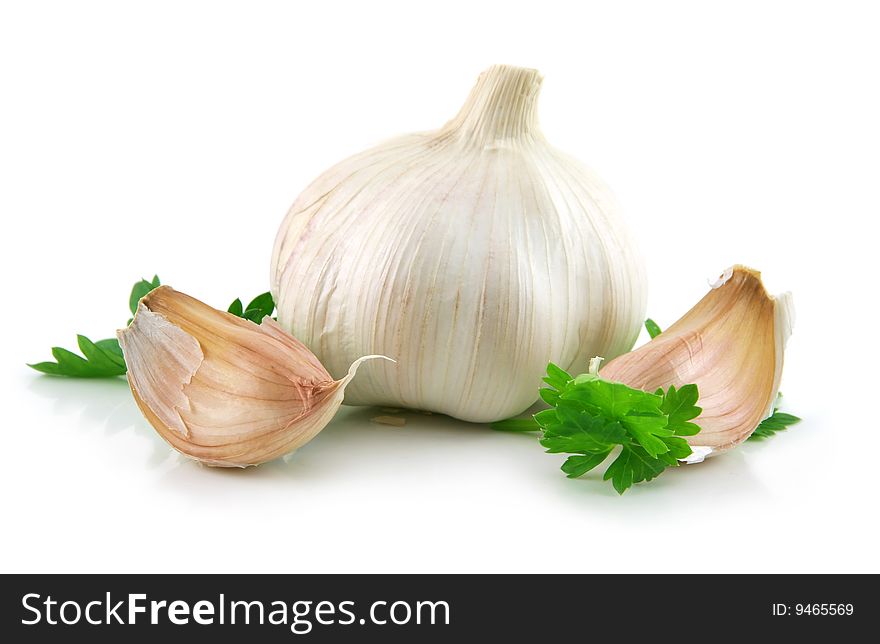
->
[117,286,381,467]
[600,266,794,456]
[272,64,647,423]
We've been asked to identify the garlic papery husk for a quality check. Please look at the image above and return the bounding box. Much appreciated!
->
[600,266,794,457]
[117,286,383,467]
[271,64,647,423]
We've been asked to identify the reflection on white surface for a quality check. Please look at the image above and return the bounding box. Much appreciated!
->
[5,371,839,574]
[25,373,767,504]
[28,375,173,468]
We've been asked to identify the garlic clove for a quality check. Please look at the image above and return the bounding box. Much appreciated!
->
[118,286,384,467]
[600,266,794,456]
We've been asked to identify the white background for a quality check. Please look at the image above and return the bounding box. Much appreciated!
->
[1,0,877,573]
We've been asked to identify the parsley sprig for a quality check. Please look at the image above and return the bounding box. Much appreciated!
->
[495,317,802,494]
[494,362,703,494]
[540,363,701,493]
[644,318,662,339]
[29,276,275,378]
[749,402,801,440]
[28,276,162,378]
[127,275,161,324]
[227,292,276,323]
[28,336,128,378]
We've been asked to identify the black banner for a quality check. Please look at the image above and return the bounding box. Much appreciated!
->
[0,574,869,641]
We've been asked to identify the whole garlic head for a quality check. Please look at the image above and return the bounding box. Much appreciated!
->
[272,65,647,422]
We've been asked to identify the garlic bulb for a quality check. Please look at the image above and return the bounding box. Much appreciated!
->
[601,266,794,458]
[118,286,383,467]
[272,65,647,422]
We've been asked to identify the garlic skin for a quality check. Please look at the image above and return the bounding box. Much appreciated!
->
[600,266,794,456]
[118,286,381,467]
[272,65,647,422]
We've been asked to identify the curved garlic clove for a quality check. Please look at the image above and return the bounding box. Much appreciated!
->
[271,64,647,423]
[600,266,794,456]
[117,286,382,467]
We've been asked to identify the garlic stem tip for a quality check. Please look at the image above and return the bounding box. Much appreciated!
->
[709,266,735,289]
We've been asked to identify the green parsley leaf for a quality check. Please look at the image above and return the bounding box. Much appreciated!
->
[537,362,571,406]
[30,275,277,380]
[94,338,124,361]
[495,363,704,494]
[562,376,662,417]
[657,384,702,436]
[748,410,802,440]
[491,418,541,432]
[28,336,127,377]
[227,298,244,317]
[603,444,669,494]
[540,412,626,453]
[543,362,572,391]
[227,291,276,323]
[246,292,275,316]
[31,275,163,377]
[128,275,161,316]
[77,335,125,370]
[645,318,662,339]
[622,414,675,458]
[561,451,612,478]
[662,435,695,460]
[560,378,673,457]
